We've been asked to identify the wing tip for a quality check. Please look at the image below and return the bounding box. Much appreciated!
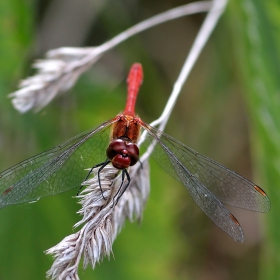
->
[254,185,271,212]
[229,213,244,242]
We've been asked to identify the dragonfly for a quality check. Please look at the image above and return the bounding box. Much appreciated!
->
[0,63,270,242]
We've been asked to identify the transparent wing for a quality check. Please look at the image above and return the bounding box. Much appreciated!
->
[0,119,117,208]
[142,124,270,241]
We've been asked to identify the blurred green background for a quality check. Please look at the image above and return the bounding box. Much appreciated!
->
[0,0,279,279]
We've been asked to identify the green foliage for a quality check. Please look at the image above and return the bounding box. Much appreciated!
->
[0,0,279,279]
[229,0,280,279]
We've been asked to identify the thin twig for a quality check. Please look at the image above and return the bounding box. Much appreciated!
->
[9,1,212,113]
[139,0,228,162]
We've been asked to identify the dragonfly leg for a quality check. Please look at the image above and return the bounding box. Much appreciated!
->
[112,169,130,206]
[96,160,111,200]
[77,159,111,198]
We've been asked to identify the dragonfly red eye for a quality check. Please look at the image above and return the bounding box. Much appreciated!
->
[106,139,139,169]
[125,142,139,166]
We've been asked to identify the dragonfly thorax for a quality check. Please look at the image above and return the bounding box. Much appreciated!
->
[106,138,139,170]
[111,115,141,143]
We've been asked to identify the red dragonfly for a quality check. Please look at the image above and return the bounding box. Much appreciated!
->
[0,63,270,242]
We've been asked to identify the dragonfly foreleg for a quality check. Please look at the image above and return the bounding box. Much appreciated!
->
[112,169,130,207]
[77,159,111,198]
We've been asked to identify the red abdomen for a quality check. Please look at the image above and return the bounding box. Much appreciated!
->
[123,63,143,116]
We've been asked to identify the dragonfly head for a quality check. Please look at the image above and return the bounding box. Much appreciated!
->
[106,138,139,169]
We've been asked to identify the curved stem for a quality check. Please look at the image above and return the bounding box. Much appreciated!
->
[140,0,228,162]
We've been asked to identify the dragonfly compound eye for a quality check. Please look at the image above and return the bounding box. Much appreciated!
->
[106,139,126,159]
[106,139,139,169]
[124,142,139,166]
